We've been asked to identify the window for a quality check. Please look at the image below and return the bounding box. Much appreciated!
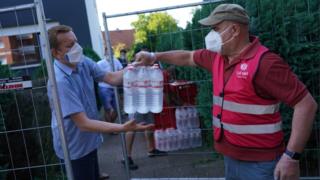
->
[0,40,4,48]
[0,55,7,65]
[6,33,41,66]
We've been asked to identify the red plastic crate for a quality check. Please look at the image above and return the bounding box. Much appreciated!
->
[169,80,197,105]
[154,107,176,129]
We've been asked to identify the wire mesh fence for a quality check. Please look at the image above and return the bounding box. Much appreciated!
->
[102,0,320,179]
[0,1,70,179]
[0,0,318,180]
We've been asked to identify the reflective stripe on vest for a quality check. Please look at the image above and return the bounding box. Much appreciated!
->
[213,96,280,115]
[212,117,282,134]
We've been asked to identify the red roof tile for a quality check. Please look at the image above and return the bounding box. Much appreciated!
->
[102,29,135,49]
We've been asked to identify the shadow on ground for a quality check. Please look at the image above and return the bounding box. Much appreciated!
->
[98,132,225,180]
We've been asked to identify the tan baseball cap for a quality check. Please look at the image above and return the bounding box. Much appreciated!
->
[198,4,249,26]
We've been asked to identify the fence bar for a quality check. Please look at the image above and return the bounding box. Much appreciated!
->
[101,1,224,179]
[34,0,74,179]
[101,0,319,178]
[0,3,35,13]
[102,12,132,180]
[131,178,320,180]
[0,126,51,134]
[0,163,63,173]
[105,0,223,18]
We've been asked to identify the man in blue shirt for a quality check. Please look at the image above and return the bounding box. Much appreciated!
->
[47,25,152,180]
[97,48,123,123]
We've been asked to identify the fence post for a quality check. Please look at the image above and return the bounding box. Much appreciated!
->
[34,0,74,179]
[102,12,131,180]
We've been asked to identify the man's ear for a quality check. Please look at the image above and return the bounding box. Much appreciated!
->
[51,48,59,59]
[232,24,241,37]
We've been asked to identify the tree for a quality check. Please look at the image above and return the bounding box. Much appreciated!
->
[131,12,179,52]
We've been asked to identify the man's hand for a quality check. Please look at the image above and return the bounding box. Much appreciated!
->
[123,119,154,131]
[134,51,156,66]
[274,153,300,180]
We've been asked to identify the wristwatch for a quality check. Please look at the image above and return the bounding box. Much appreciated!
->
[284,149,301,160]
[150,52,156,62]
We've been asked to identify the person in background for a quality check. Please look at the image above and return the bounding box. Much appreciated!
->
[122,48,168,170]
[47,25,153,180]
[135,4,317,180]
[122,112,167,170]
[118,49,128,68]
[97,47,123,123]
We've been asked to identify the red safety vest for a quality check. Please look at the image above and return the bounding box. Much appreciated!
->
[212,45,283,148]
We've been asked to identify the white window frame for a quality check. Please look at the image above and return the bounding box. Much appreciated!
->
[0,55,7,65]
[0,22,59,69]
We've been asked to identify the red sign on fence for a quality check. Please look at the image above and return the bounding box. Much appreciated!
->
[0,76,32,91]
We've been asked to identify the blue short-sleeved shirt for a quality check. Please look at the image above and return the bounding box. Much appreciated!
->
[97,57,123,88]
[47,56,107,160]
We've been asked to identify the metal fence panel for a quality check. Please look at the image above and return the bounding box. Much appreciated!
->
[102,0,320,179]
[0,0,73,179]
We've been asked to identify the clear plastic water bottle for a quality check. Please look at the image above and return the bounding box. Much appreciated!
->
[171,129,178,151]
[148,64,163,113]
[190,129,197,148]
[186,131,192,149]
[180,107,187,130]
[154,130,162,150]
[123,64,136,114]
[162,129,169,151]
[165,128,173,151]
[183,130,189,149]
[188,107,197,128]
[160,130,167,151]
[186,107,193,128]
[136,66,149,113]
[192,107,200,128]
[188,107,194,128]
[175,108,182,129]
[177,129,183,150]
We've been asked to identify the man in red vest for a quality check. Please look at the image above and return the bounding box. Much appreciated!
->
[135,3,318,180]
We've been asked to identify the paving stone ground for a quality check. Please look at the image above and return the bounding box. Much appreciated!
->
[98,132,225,180]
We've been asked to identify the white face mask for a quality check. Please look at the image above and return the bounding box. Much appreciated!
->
[205,30,223,53]
[65,43,83,64]
[205,26,233,53]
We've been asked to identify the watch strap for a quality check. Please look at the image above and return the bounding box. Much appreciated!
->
[284,149,301,160]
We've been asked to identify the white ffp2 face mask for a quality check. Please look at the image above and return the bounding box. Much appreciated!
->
[205,30,223,53]
[65,43,83,64]
[205,26,234,53]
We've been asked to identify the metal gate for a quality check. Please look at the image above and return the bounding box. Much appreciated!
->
[0,0,319,180]
[101,0,320,179]
[0,0,73,179]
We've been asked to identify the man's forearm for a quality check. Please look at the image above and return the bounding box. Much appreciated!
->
[71,112,126,133]
[82,119,126,133]
[154,50,196,67]
[287,93,318,153]
[103,69,124,86]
